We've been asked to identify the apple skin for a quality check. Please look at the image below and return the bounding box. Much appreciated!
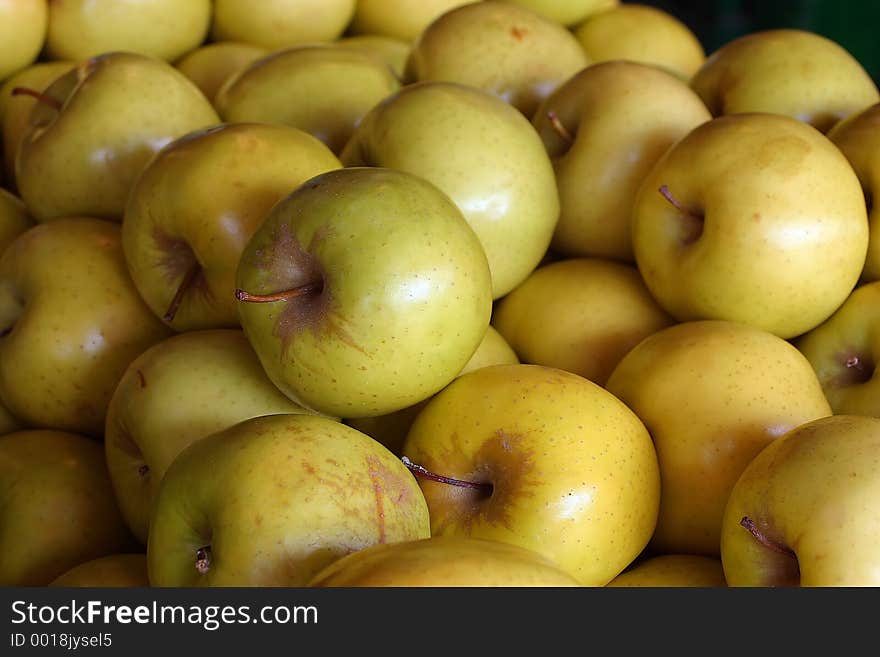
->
[105,329,321,545]
[826,102,880,281]
[401,363,660,586]
[0,187,33,255]
[502,0,618,26]
[335,35,411,81]
[45,0,211,63]
[492,258,675,387]
[211,0,356,50]
[49,554,148,587]
[0,0,47,82]
[175,41,269,105]
[573,3,706,80]
[15,52,220,223]
[720,414,880,586]
[348,0,473,42]
[235,166,493,419]
[532,60,711,262]
[122,122,341,331]
[147,413,431,587]
[631,112,868,340]
[0,217,172,436]
[607,554,726,587]
[341,81,559,299]
[691,29,879,133]
[605,320,832,556]
[0,430,137,586]
[404,0,590,117]
[794,281,880,416]
[308,536,580,587]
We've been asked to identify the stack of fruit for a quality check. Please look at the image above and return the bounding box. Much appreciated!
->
[1,0,879,589]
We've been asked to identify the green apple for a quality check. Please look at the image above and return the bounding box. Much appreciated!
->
[45,0,211,62]
[0,0,47,82]
[0,218,171,436]
[794,281,880,416]
[631,112,868,339]
[1,60,75,185]
[573,3,706,80]
[532,60,710,261]
[607,554,726,587]
[348,0,473,42]
[105,329,321,545]
[211,0,356,50]
[147,413,431,586]
[499,0,617,26]
[0,187,33,255]
[215,45,400,154]
[826,102,880,281]
[401,363,660,586]
[15,52,220,223]
[175,41,269,105]
[335,35,410,80]
[405,0,590,117]
[49,554,148,587]
[235,166,493,419]
[605,320,832,556]
[691,29,879,133]
[345,324,520,456]
[308,536,580,587]
[0,429,136,586]
[122,122,341,331]
[341,81,559,299]
[721,414,880,586]
[492,257,674,386]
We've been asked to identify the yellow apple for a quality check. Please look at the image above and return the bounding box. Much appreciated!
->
[721,414,880,586]
[605,320,832,556]
[348,0,473,42]
[499,0,618,26]
[49,554,148,587]
[607,554,726,587]
[0,0,47,82]
[492,257,675,386]
[175,41,269,105]
[335,35,410,80]
[0,187,33,255]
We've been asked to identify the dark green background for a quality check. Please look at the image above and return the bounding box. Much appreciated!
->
[644,0,880,82]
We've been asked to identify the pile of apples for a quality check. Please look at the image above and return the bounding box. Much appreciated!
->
[1,0,879,589]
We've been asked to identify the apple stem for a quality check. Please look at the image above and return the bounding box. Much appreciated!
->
[740,516,796,558]
[546,110,573,145]
[163,261,201,323]
[658,185,688,213]
[10,86,63,111]
[401,456,492,494]
[234,282,322,304]
[195,546,212,575]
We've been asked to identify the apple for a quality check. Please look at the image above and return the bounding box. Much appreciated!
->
[341,81,559,299]
[0,0,47,82]
[14,51,220,223]
[572,3,706,80]
[532,60,710,261]
[492,257,675,386]
[215,44,400,155]
[499,0,618,26]
[348,0,473,42]
[175,41,269,105]
[335,35,410,81]
[826,102,880,281]
[147,413,431,586]
[0,187,33,255]
[0,217,171,436]
[1,60,75,186]
[49,554,148,587]
[605,320,832,556]
[607,554,726,587]
[235,166,493,419]
[308,536,580,587]
[401,363,660,586]
[211,0,356,50]
[404,0,590,117]
[691,29,879,133]
[45,0,211,62]
[105,329,322,545]
[0,429,136,586]
[721,414,880,586]
[630,112,868,339]
[794,280,880,416]
[122,122,341,331]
